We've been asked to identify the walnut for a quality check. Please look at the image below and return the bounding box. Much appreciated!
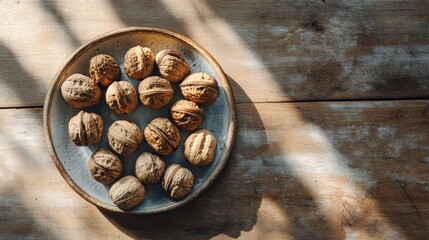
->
[68,110,104,146]
[144,118,180,156]
[138,76,174,110]
[61,73,102,109]
[169,100,204,131]
[109,175,145,210]
[135,152,165,185]
[108,120,143,156]
[123,45,155,80]
[89,54,121,87]
[180,72,219,105]
[184,129,217,166]
[89,148,122,184]
[105,81,138,114]
[162,164,194,199]
[156,50,191,83]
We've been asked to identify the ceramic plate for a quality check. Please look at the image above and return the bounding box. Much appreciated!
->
[43,27,236,214]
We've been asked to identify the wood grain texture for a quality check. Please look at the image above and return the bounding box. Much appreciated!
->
[1,100,428,239]
[0,0,428,107]
[1,0,429,239]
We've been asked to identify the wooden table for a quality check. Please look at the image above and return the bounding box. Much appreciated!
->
[1,1,428,239]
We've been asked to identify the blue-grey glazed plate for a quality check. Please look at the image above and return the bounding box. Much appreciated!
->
[43,27,236,214]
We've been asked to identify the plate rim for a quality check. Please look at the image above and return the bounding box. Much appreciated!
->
[43,26,237,214]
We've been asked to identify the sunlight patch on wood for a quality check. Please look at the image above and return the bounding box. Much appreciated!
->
[279,117,407,239]
[56,0,125,41]
[0,1,75,83]
[159,0,283,103]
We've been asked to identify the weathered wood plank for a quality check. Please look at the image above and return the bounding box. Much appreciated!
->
[0,0,428,107]
[1,100,428,239]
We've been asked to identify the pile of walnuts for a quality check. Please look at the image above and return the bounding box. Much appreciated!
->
[61,46,219,210]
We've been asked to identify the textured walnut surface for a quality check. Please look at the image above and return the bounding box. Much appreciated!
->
[68,110,104,146]
[108,120,143,156]
[124,45,155,80]
[162,164,194,199]
[170,100,205,131]
[184,129,217,166]
[89,148,122,184]
[61,73,102,109]
[109,176,145,210]
[155,50,191,83]
[144,118,180,156]
[138,76,174,110]
[135,152,165,185]
[89,54,121,87]
[180,72,219,105]
[105,81,138,114]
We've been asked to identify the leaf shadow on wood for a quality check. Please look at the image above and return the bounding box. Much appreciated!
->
[0,109,116,239]
[298,101,429,239]
[0,42,105,238]
[0,186,57,240]
[228,76,343,239]
[39,1,81,48]
[0,43,45,107]
[108,0,188,34]
[204,0,429,101]
[204,1,429,238]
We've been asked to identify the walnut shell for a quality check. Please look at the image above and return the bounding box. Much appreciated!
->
[109,175,145,210]
[162,164,194,199]
[61,73,102,109]
[124,45,155,80]
[169,100,205,131]
[138,76,174,110]
[135,152,166,185]
[108,120,143,156]
[89,54,121,87]
[156,50,191,83]
[89,148,122,184]
[184,129,217,166]
[68,110,104,146]
[180,72,219,105]
[106,81,138,114]
[144,118,180,156]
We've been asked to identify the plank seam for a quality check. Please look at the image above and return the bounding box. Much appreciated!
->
[0,106,44,110]
[236,97,429,104]
[2,97,429,108]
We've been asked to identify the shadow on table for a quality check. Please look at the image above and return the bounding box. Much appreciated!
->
[109,0,187,34]
[203,0,429,101]
[0,187,57,239]
[40,1,81,48]
[101,76,336,240]
[204,1,429,238]
[0,43,45,107]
